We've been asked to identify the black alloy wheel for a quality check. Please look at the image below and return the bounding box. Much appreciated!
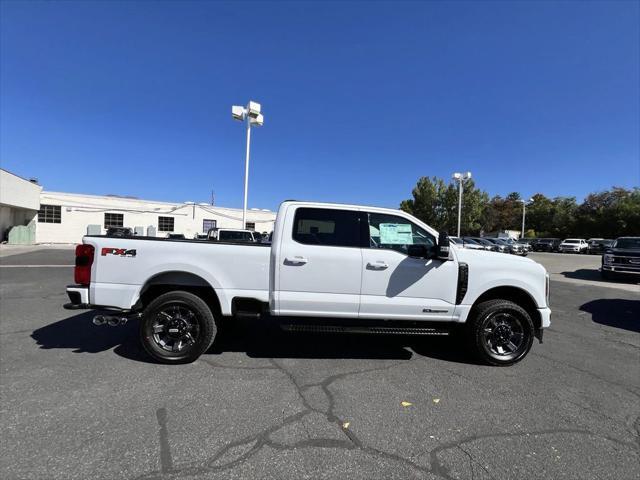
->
[469,299,534,366]
[140,291,217,364]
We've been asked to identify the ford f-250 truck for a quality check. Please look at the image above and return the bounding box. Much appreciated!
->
[64,201,551,366]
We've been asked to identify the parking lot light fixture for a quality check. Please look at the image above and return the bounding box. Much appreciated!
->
[521,198,534,238]
[232,101,264,229]
[452,171,472,237]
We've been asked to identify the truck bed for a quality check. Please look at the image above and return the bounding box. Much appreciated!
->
[83,236,271,312]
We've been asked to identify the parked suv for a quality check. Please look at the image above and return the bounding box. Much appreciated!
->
[558,238,588,254]
[601,237,640,280]
[588,239,613,255]
[533,238,561,252]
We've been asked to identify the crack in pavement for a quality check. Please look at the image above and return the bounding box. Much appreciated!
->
[156,407,174,474]
[134,359,432,479]
[135,356,639,480]
[425,427,640,480]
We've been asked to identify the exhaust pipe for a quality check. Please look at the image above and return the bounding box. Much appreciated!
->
[92,315,128,327]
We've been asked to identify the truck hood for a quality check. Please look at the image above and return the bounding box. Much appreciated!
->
[454,248,544,269]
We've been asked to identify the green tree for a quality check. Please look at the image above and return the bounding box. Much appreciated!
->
[400,176,488,235]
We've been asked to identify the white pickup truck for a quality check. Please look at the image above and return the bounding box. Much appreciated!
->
[65,201,551,366]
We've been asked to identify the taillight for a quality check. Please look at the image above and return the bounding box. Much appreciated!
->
[74,244,94,285]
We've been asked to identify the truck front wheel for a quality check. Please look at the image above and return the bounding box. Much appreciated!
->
[140,291,217,364]
[467,299,534,366]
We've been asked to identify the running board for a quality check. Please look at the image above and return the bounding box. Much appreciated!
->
[280,324,450,336]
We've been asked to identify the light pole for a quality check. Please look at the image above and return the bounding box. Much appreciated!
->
[452,171,472,237]
[232,101,264,229]
[520,198,533,239]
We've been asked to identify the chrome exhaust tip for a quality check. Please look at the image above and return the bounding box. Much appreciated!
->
[93,315,106,326]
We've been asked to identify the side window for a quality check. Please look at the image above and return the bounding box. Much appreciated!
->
[292,208,360,247]
[367,212,435,254]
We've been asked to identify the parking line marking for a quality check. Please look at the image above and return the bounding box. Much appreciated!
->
[0,265,74,268]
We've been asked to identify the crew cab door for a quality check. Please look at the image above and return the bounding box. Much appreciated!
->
[359,211,458,321]
[274,206,362,317]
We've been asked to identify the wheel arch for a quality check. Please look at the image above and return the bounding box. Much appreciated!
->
[134,271,222,317]
[470,286,541,331]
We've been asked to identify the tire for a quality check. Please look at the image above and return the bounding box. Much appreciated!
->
[467,299,535,366]
[140,291,217,364]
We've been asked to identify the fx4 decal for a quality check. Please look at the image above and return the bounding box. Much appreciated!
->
[101,248,137,257]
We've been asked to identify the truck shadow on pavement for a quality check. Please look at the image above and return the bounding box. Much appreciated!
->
[32,313,479,365]
[579,299,640,333]
[561,269,639,285]
[31,310,145,358]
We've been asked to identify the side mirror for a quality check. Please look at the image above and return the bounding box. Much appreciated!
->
[407,244,428,258]
[437,232,452,261]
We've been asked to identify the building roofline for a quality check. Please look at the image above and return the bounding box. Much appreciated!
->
[0,168,41,186]
[40,190,273,213]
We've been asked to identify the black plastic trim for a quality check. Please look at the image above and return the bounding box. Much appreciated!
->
[456,262,469,304]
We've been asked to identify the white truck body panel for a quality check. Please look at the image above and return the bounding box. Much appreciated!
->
[74,201,550,329]
[83,237,270,314]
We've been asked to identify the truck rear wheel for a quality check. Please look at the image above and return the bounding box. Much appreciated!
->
[467,299,534,366]
[140,291,217,364]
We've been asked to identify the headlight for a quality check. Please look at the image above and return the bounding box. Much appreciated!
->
[603,254,613,265]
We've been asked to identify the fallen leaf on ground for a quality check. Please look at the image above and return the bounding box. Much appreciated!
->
[433,398,440,404]
[401,401,413,407]
[342,421,350,429]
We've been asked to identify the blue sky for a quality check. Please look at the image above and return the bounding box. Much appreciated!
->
[1,0,638,210]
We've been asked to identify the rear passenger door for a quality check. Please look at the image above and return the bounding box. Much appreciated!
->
[275,206,363,317]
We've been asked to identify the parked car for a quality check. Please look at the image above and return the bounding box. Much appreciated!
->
[532,238,561,252]
[193,234,209,240]
[483,238,509,253]
[468,237,500,251]
[65,200,551,366]
[462,237,492,251]
[601,237,640,280]
[106,227,133,237]
[166,233,186,240]
[558,238,588,254]
[450,236,485,251]
[588,239,613,254]
[517,239,534,252]
[501,238,528,256]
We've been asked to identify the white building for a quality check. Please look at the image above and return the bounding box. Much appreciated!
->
[36,191,276,244]
[1,168,276,244]
[0,169,42,242]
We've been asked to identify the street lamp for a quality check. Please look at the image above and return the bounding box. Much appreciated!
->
[520,198,534,239]
[452,171,472,237]
[232,101,264,229]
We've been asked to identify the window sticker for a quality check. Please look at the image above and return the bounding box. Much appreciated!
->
[379,223,413,245]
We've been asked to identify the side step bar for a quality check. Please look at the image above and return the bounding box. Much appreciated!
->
[280,324,450,336]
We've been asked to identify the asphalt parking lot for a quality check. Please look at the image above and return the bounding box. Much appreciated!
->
[1,248,638,480]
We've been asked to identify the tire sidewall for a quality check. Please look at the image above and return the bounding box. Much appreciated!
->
[140,291,216,364]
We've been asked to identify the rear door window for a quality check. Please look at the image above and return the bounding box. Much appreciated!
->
[292,208,360,247]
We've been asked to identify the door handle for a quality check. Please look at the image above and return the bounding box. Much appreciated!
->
[285,256,308,265]
[367,261,389,270]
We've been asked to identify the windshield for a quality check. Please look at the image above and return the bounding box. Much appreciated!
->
[564,239,580,244]
[451,237,463,244]
[463,238,480,245]
[613,238,640,249]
